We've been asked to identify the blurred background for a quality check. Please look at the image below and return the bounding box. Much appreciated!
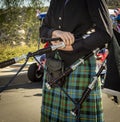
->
[0,0,120,62]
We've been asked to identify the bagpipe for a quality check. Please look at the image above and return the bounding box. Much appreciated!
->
[0,41,65,93]
[0,41,65,69]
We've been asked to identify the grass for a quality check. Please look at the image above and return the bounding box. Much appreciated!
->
[0,42,45,63]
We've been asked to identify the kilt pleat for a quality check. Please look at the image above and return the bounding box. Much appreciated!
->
[40,56,104,122]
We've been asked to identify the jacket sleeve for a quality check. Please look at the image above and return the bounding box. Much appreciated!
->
[72,0,113,52]
[39,0,56,38]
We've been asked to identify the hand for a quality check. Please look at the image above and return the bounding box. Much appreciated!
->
[52,30,75,46]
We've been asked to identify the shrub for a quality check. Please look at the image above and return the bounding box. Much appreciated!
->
[0,41,40,62]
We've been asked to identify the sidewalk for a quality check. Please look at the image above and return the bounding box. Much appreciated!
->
[0,62,33,87]
[0,82,120,122]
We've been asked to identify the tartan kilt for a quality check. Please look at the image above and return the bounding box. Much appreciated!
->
[40,56,104,122]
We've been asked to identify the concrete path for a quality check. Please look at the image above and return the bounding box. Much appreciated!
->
[0,82,120,122]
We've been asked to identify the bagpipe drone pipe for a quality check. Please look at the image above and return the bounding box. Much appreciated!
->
[0,41,65,93]
[0,42,65,69]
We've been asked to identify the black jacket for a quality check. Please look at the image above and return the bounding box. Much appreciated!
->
[40,0,112,66]
[104,29,120,91]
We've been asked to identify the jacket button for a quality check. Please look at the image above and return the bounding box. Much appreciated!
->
[59,17,62,20]
[59,25,61,29]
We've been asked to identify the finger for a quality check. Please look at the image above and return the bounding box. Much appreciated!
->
[52,30,74,45]
[62,32,74,45]
[67,32,75,45]
[51,40,60,45]
[60,35,68,45]
[70,33,75,44]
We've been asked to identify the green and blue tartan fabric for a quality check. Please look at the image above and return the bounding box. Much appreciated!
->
[40,56,104,122]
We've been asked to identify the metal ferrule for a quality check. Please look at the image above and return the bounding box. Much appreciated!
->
[70,110,76,116]
[71,58,84,70]
[82,29,95,39]
[45,82,51,90]
[51,42,65,51]
[88,76,97,89]
[14,54,27,62]
[82,34,90,39]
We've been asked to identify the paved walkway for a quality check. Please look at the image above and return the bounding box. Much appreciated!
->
[0,62,33,87]
[0,82,120,122]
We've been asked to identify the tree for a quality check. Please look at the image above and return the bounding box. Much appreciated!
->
[106,0,120,8]
[0,0,49,45]
[0,0,49,9]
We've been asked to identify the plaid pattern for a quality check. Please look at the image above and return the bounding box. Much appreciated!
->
[40,56,104,122]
